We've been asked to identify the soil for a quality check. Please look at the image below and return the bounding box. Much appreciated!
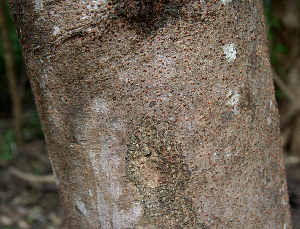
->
[0,120,299,229]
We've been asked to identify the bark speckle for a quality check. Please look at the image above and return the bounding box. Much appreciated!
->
[9,0,292,227]
[222,110,234,123]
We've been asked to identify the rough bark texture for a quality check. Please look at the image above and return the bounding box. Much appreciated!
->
[9,0,291,228]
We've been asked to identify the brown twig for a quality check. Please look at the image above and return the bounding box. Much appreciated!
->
[272,66,300,129]
[272,67,300,105]
[9,167,55,183]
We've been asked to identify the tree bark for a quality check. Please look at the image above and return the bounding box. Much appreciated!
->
[9,0,292,228]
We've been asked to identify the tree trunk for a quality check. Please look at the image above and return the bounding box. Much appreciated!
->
[9,0,292,228]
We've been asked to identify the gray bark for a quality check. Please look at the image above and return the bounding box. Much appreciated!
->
[9,0,291,228]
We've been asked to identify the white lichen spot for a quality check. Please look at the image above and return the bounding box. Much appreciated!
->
[226,89,240,114]
[220,0,232,4]
[81,15,91,20]
[223,43,236,62]
[89,0,107,6]
[88,189,93,197]
[225,147,232,157]
[87,0,101,10]
[93,97,110,114]
[53,26,61,35]
[75,198,88,217]
[34,0,44,10]
[284,223,287,229]
[267,116,271,125]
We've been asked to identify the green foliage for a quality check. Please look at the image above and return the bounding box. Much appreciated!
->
[0,0,23,116]
[263,0,289,100]
[0,109,43,164]
[34,166,42,175]
[0,127,15,163]
[275,88,288,99]
[0,0,22,60]
[263,2,288,67]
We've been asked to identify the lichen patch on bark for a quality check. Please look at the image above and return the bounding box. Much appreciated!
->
[126,116,207,228]
[223,43,236,62]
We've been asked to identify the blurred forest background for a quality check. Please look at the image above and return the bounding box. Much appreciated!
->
[0,0,300,228]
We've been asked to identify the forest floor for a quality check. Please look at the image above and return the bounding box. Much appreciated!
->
[0,118,300,229]
[0,137,67,229]
[286,161,300,229]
